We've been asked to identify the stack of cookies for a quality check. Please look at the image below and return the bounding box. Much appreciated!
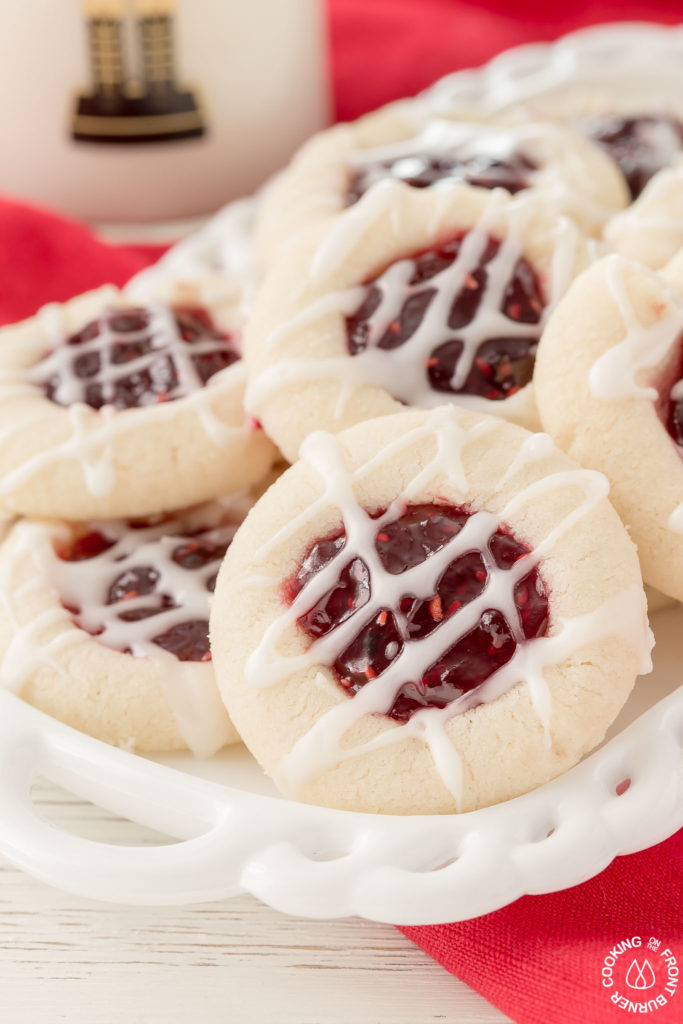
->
[6,71,683,816]
[0,263,278,757]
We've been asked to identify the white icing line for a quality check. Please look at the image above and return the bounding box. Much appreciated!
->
[248,190,579,422]
[350,196,532,392]
[0,356,247,501]
[243,408,652,807]
[497,431,556,489]
[310,180,408,282]
[584,115,683,185]
[668,504,683,534]
[262,287,366,354]
[589,254,683,536]
[276,584,649,798]
[0,505,241,757]
[30,303,233,407]
[350,120,527,168]
[0,526,87,694]
[589,254,683,401]
[349,119,617,230]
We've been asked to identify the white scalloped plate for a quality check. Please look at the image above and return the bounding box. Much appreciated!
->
[1,23,683,926]
[0,603,681,924]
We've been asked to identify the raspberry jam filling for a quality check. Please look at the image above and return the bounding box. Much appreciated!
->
[347,148,538,205]
[346,233,544,401]
[57,518,234,662]
[583,114,683,199]
[34,305,240,411]
[658,339,683,447]
[286,503,549,722]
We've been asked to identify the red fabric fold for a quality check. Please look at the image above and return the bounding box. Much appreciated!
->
[0,196,165,327]
[1,3,681,1022]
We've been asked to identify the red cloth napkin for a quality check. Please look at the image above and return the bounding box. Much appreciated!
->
[329,0,683,121]
[0,197,165,327]
[2,3,682,1022]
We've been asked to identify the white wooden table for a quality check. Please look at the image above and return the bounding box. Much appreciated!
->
[0,780,511,1024]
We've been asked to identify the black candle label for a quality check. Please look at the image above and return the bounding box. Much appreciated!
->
[72,0,206,145]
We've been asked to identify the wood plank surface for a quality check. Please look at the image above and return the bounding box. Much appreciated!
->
[0,780,511,1024]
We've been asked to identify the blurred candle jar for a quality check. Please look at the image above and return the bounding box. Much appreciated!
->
[0,0,329,222]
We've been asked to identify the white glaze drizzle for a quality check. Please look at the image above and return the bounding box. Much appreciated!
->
[245,353,538,426]
[310,179,406,282]
[589,254,683,401]
[349,119,618,229]
[420,36,683,117]
[0,528,83,695]
[0,498,248,756]
[243,409,652,806]
[352,198,535,393]
[52,521,232,660]
[30,302,236,408]
[392,120,522,160]
[497,431,556,489]
[588,254,683,534]
[349,120,531,186]
[582,113,683,181]
[247,185,579,423]
[667,503,683,533]
[0,301,249,500]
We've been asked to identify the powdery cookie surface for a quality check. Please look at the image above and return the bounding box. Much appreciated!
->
[0,286,277,519]
[211,406,650,815]
[245,181,590,462]
[605,158,683,269]
[535,253,683,600]
[256,103,627,264]
[0,497,251,754]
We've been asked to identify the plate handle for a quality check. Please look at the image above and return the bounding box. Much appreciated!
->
[0,690,269,904]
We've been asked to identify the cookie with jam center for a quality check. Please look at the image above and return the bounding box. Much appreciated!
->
[211,406,650,815]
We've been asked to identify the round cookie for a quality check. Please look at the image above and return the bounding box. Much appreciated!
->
[604,158,683,269]
[256,103,627,265]
[245,181,590,461]
[535,252,683,600]
[0,495,251,754]
[210,406,651,815]
[0,285,277,519]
